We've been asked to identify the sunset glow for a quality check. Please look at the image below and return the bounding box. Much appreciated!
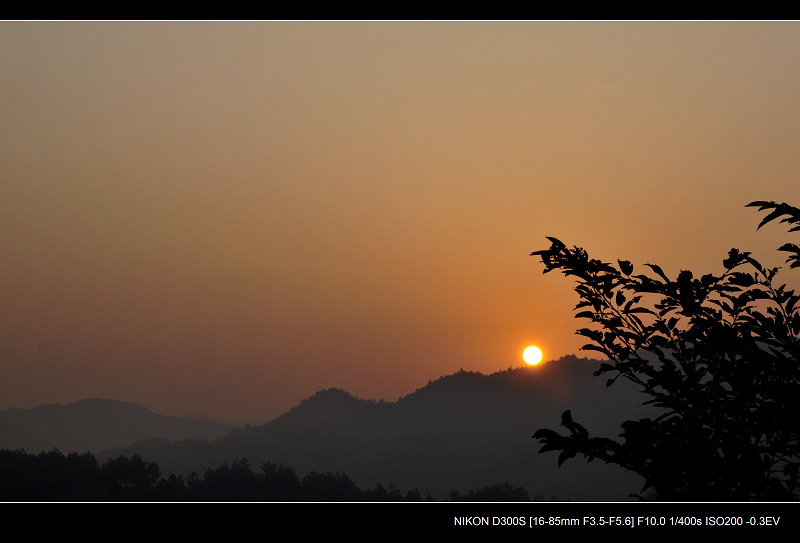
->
[1,21,799,422]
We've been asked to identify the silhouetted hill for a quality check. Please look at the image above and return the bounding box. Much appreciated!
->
[100,356,659,501]
[0,398,235,453]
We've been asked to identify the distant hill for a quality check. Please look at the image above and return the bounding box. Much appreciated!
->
[0,398,235,453]
[99,356,660,501]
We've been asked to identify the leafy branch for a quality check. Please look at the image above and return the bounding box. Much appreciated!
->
[530,201,800,500]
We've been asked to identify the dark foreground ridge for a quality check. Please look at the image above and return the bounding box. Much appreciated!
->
[0,356,652,501]
[98,356,653,501]
[0,447,542,501]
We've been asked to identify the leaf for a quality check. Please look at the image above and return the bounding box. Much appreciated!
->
[577,328,603,341]
[748,201,800,230]
[561,409,589,438]
[581,344,608,355]
[557,448,577,467]
[618,259,633,276]
[758,208,788,230]
[532,428,559,440]
[645,263,670,283]
[723,248,743,270]
[667,316,679,330]
[778,243,800,268]
[729,272,756,287]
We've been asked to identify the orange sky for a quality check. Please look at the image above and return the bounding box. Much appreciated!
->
[1,21,799,421]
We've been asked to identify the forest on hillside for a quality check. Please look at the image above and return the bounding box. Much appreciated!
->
[0,448,540,502]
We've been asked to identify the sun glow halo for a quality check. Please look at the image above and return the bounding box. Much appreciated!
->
[523,346,543,365]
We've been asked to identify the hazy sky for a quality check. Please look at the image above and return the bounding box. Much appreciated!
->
[2,21,799,421]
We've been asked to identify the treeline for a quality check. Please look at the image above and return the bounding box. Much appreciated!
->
[0,449,537,502]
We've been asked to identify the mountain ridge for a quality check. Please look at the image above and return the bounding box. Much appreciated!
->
[0,356,657,500]
[0,397,236,454]
[96,355,656,500]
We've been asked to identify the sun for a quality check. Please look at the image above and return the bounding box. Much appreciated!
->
[523,346,543,365]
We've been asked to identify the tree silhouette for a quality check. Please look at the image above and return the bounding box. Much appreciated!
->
[260,461,302,501]
[197,459,263,501]
[449,482,532,501]
[101,454,161,500]
[300,470,363,501]
[530,201,800,500]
